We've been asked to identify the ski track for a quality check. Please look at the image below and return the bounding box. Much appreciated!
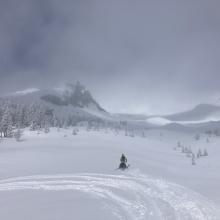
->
[0,170,219,220]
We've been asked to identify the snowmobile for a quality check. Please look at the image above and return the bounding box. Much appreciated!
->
[118,162,129,170]
[116,154,129,170]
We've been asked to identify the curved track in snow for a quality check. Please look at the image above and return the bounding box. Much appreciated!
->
[0,170,219,220]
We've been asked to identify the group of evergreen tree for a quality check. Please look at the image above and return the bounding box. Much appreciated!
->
[205,129,220,137]
[175,141,209,165]
[0,100,104,138]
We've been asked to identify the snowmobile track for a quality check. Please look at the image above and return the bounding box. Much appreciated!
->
[0,170,219,220]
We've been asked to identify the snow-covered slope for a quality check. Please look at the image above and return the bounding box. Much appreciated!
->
[0,173,219,220]
[0,128,220,219]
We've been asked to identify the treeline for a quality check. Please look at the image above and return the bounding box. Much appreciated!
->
[0,100,105,138]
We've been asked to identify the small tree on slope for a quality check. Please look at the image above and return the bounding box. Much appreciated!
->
[14,129,23,142]
[192,153,196,165]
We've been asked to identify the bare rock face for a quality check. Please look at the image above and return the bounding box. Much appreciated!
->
[41,81,105,112]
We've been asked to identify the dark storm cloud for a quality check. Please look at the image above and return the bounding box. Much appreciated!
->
[0,0,220,114]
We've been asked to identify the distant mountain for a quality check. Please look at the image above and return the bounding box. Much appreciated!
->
[0,82,112,131]
[114,113,147,121]
[144,103,220,132]
[164,104,220,122]
[41,82,106,112]
[114,103,220,131]
[2,83,220,132]
[161,123,193,133]
[5,82,106,113]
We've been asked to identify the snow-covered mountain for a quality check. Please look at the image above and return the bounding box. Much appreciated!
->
[2,82,220,132]
[164,104,220,122]
[0,82,113,130]
[144,104,220,132]
[114,103,220,131]
[7,82,105,112]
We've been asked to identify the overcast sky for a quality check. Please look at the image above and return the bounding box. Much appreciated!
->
[0,0,220,114]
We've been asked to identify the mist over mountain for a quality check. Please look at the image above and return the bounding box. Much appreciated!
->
[1,80,220,136]
[40,82,106,112]
[0,82,113,136]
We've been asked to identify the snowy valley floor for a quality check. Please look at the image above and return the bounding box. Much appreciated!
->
[0,128,220,219]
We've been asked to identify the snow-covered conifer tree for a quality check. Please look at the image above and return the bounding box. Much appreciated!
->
[0,106,13,137]
[14,129,23,142]
[72,129,77,135]
[203,149,208,156]
[181,146,185,153]
[195,134,200,141]
[192,153,196,165]
[197,149,202,158]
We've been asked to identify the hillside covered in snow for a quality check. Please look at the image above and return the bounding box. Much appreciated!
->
[0,127,220,219]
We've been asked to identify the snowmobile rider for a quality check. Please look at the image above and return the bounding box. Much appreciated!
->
[120,154,127,163]
[119,154,128,170]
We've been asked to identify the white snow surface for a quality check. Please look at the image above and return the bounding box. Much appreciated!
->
[0,172,219,220]
[0,128,220,219]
